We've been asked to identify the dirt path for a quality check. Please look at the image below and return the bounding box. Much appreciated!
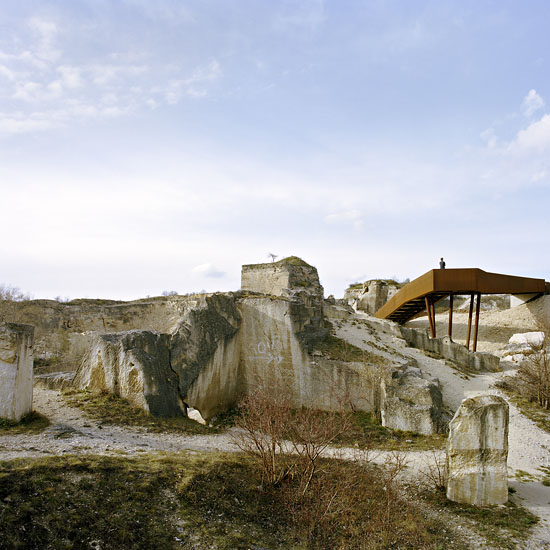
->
[0,386,239,460]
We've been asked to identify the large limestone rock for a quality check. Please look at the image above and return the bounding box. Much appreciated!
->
[381,364,444,435]
[0,323,34,421]
[74,330,184,417]
[446,394,509,506]
[344,280,401,315]
[170,293,242,420]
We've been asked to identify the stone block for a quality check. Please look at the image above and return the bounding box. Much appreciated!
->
[446,394,509,506]
[0,323,34,421]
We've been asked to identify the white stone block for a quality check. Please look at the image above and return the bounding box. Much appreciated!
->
[0,323,34,421]
[447,394,509,506]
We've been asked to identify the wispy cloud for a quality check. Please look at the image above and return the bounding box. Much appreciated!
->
[192,263,226,278]
[513,114,550,151]
[0,17,222,136]
[324,210,363,230]
[521,89,545,117]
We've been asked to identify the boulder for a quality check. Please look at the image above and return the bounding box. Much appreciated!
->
[446,394,509,506]
[73,330,184,417]
[381,364,444,435]
[0,323,34,421]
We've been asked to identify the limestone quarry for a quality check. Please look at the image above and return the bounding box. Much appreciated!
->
[2,256,550,549]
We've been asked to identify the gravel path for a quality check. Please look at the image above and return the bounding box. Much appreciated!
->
[0,386,238,460]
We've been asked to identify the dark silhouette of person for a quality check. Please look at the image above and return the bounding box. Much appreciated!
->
[439,257,446,269]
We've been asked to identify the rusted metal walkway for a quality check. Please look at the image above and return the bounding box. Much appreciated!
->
[375,268,546,351]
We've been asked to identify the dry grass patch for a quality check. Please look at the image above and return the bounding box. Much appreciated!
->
[0,411,50,434]
[62,389,216,435]
[418,486,539,550]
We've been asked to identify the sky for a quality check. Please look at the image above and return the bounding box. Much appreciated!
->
[1,0,550,300]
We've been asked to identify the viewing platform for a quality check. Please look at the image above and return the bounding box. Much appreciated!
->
[375,268,547,351]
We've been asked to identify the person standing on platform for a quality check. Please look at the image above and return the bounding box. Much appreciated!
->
[439,258,446,269]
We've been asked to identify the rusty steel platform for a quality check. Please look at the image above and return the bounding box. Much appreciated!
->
[375,268,546,351]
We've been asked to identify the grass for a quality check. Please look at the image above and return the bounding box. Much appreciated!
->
[0,411,50,434]
[343,411,447,451]
[0,452,470,550]
[62,390,217,435]
[316,332,389,367]
[539,466,550,486]
[421,487,539,550]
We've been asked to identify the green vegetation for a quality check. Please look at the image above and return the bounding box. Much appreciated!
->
[244,256,313,269]
[421,487,539,550]
[344,411,447,451]
[0,411,50,434]
[276,256,312,267]
[62,390,216,435]
[539,466,550,486]
[0,452,472,550]
[317,332,388,368]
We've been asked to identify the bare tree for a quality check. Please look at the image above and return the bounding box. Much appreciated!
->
[517,329,550,409]
[267,253,278,262]
[0,284,31,323]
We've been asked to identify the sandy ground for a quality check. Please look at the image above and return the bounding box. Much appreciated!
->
[2,300,550,548]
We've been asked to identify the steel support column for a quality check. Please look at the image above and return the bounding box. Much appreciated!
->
[448,292,454,339]
[466,293,474,350]
[473,292,481,352]
[425,296,435,338]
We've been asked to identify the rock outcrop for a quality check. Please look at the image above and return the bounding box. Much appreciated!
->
[381,364,444,435]
[40,258,447,433]
[0,323,34,421]
[446,394,509,506]
[73,330,183,417]
[344,280,401,315]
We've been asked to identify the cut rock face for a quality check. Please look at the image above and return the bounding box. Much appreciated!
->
[446,394,509,506]
[73,330,184,417]
[0,323,34,421]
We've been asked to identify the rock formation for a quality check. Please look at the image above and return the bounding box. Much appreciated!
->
[446,394,509,506]
[344,280,401,315]
[73,330,182,417]
[0,323,34,421]
[20,257,444,433]
[381,364,444,435]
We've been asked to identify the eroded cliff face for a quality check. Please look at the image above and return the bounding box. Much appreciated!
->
[0,296,192,372]
[73,330,182,417]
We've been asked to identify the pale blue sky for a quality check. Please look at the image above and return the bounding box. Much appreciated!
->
[1,1,549,299]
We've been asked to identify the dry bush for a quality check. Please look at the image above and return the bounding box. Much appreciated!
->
[516,330,550,410]
[289,405,355,495]
[420,450,448,492]
[233,386,294,485]
[0,284,31,323]
[233,384,442,548]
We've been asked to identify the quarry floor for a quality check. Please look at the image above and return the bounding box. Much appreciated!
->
[2,306,550,548]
